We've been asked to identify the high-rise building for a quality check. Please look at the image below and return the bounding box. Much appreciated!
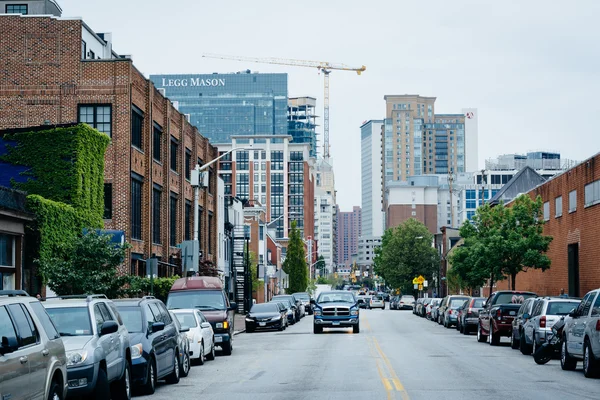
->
[314,158,337,273]
[336,206,361,266]
[217,135,314,240]
[288,97,318,158]
[149,72,288,144]
[360,120,385,237]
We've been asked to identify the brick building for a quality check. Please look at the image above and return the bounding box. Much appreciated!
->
[0,14,218,274]
[336,206,361,266]
[493,153,600,297]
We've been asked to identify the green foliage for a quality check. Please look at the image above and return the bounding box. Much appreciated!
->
[124,275,180,303]
[40,230,131,298]
[316,276,329,284]
[374,219,439,295]
[1,124,109,227]
[315,255,326,275]
[283,221,308,294]
[449,195,552,292]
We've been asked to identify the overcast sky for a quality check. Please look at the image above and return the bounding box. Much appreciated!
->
[60,0,600,211]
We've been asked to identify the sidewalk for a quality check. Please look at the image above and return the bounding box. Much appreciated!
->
[233,313,246,335]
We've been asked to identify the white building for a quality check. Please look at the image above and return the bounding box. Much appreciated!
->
[357,236,382,277]
[462,108,479,173]
[314,158,336,274]
[360,120,385,237]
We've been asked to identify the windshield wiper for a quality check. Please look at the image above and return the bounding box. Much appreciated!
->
[58,332,78,336]
[195,305,221,311]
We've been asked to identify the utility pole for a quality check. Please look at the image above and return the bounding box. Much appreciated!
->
[448,172,455,227]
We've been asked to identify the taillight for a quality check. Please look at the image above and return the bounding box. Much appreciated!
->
[596,320,600,331]
[496,309,502,319]
[449,310,453,315]
[540,316,546,328]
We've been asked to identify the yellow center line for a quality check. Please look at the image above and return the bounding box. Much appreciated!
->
[369,336,393,400]
[369,321,410,400]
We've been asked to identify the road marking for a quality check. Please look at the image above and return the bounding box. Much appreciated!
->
[374,356,393,400]
[383,378,393,391]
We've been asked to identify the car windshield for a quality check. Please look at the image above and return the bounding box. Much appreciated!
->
[450,298,469,308]
[318,292,355,303]
[294,293,310,301]
[372,296,383,301]
[45,306,93,336]
[251,304,279,313]
[167,290,226,311]
[495,293,536,305]
[116,306,144,333]
[174,312,198,328]
[272,296,293,303]
[547,301,580,315]
[473,299,485,308]
[401,296,415,301]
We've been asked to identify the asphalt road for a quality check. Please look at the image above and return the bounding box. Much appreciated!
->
[139,309,599,400]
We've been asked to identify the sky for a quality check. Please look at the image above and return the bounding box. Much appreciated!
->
[59,0,600,211]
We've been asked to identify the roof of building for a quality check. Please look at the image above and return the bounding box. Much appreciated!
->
[489,166,546,205]
[0,185,30,215]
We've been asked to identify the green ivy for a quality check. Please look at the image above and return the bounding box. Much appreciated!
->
[123,276,180,303]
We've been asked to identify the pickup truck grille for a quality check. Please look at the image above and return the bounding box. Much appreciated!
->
[322,307,350,316]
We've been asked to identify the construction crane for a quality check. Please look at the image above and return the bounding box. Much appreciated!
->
[202,53,366,159]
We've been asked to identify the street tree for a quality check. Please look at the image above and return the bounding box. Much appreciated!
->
[373,218,439,295]
[315,255,326,276]
[283,221,308,293]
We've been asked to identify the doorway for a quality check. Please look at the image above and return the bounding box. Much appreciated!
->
[567,244,580,297]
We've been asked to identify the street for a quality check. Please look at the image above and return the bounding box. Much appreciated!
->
[138,309,599,400]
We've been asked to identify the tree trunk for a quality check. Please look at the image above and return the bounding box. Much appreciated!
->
[489,273,494,297]
[511,273,516,291]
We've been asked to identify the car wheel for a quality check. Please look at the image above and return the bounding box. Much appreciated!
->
[583,339,599,378]
[140,357,156,395]
[246,325,255,333]
[489,328,500,346]
[47,379,63,400]
[180,350,190,378]
[459,323,463,333]
[198,341,205,365]
[532,334,538,356]
[520,332,532,355]
[206,341,216,361]
[165,351,181,384]
[561,336,577,371]
[94,367,110,400]
[111,361,131,400]
[313,324,323,334]
[510,330,519,349]
[221,341,233,356]
[477,323,487,343]
[353,324,360,334]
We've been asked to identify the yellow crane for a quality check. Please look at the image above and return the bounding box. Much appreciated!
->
[202,53,366,159]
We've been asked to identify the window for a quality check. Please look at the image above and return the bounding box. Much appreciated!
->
[543,201,550,221]
[131,175,142,240]
[6,4,28,14]
[170,137,178,172]
[208,213,213,254]
[153,123,162,161]
[584,180,600,207]
[592,293,600,317]
[131,106,143,149]
[81,40,87,59]
[152,186,162,244]
[569,190,577,213]
[185,149,191,180]
[104,183,112,219]
[7,304,37,347]
[79,105,112,137]
[555,196,562,218]
[29,302,59,340]
[185,200,192,241]
[237,151,249,170]
[0,233,14,267]
[170,193,178,247]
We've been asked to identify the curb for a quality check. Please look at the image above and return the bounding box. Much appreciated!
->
[233,329,246,336]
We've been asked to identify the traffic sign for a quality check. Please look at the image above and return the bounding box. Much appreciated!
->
[417,275,425,284]
[412,277,419,284]
[418,284,423,290]
[423,280,428,287]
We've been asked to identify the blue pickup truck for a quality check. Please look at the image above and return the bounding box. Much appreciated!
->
[311,291,360,334]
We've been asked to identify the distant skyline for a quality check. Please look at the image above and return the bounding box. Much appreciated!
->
[59,0,600,211]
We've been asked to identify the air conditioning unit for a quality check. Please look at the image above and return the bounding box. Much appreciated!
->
[172,100,179,110]
[157,88,166,97]
[184,114,191,122]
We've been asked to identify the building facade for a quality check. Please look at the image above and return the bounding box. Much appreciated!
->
[357,236,381,277]
[149,72,288,145]
[385,178,439,234]
[360,120,385,237]
[288,97,318,158]
[314,158,337,273]
[0,13,218,274]
[217,135,315,241]
[336,206,361,266]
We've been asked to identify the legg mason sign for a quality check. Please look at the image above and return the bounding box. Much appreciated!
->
[161,77,225,87]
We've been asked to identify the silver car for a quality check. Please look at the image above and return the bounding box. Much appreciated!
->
[522,297,581,354]
[562,289,600,378]
[44,294,132,399]
[399,295,415,310]
[0,290,67,400]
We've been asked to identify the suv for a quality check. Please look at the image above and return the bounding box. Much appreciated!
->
[369,295,385,310]
[399,295,415,310]
[0,290,67,400]
[114,297,182,394]
[510,297,538,350]
[43,294,131,400]
[438,295,470,328]
[561,289,600,378]
[167,277,236,355]
[312,291,360,334]
[272,295,304,321]
[292,292,313,315]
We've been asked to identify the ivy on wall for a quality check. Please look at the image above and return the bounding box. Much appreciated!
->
[1,123,109,227]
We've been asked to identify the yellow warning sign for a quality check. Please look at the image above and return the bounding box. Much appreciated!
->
[412,277,419,284]
[417,275,425,284]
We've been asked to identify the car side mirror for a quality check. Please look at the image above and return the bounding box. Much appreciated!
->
[201,322,211,329]
[482,302,487,308]
[179,325,190,333]
[310,299,316,305]
[568,308,577,318]
[151,322,165,333]
[523,313,530,320]
[228,302,237,311]
[100,320,118,336]
[0,336,18,355]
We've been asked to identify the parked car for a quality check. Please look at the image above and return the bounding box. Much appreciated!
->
[441,296,470,328]
[561,289,600,378]
[312,291,360,334]
[270,301,293,326]
[457,297,486,334]
[271,295,304,321]
[357,295,370,309]
[245,303,287,332]
[477,291,537,345]
[389,296,400,310]
[369,295,385,310]
[431,300,442,322]
[169,311,191,378]
[171,309,216,365]
[511,297,538,350]
[419,298,433,317]
[43,295,132,400]
[292,292,313,315]
[522,297,581,355]
[113,296,181,395]
[399,295,415,310]
[413,298,424,315]
[0,290,68,400]
[426,298,441,320]
[167,276,236,355]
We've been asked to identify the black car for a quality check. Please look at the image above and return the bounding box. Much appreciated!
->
[271,295,302,322]
[114,297,181,395]
[270,299,297,325]
[246,303,287,332]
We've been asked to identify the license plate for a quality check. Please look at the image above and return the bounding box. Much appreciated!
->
[215,336,223,343]
[509,311,516,316]
[259,322,266,326]
[332,322,340,326]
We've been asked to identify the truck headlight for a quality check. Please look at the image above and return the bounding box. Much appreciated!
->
[351,310,359,316]
[314,309,321,316]
[66,350,88,366]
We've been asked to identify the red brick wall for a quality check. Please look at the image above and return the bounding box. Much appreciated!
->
[494,155,600,297]
[0,15,218,273]
[386,204,437,233]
